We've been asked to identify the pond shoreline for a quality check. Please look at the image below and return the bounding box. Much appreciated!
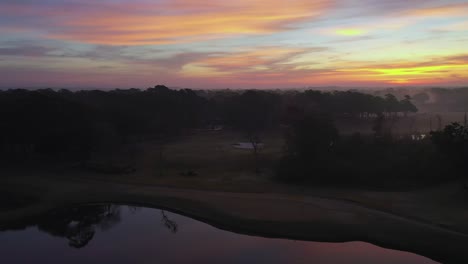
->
[1,174,468,263]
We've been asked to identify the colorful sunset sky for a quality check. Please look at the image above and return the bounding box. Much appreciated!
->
[0,0,467,89]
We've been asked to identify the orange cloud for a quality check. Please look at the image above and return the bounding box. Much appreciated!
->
[409,2,468,17]
[334,55,468,85]
[180,47,324,76]
[46,0,331,45]
[180,52,468,87]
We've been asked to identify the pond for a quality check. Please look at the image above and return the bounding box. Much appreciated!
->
[0,204,438,264]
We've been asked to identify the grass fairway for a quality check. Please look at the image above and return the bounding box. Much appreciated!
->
[2,128,468,263]
[129,130,285,190]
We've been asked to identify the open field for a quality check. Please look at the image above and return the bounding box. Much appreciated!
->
[88,130,286,191]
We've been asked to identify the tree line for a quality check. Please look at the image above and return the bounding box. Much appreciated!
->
[276,113,468,187]
[0,86,417,162]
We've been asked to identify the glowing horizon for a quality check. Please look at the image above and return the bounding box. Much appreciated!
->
[0,0,467,89]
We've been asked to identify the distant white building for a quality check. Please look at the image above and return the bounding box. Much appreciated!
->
[411,134,427,141]
[232,142,265,149]
[209,125,224,131]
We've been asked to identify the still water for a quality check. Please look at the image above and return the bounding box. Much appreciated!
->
[0,204,438,264]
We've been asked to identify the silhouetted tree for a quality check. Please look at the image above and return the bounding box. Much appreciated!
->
[225,90,281,173]
[373,113,385,138]
[0,87,208,163]
[384,94,399,116]
[431,123,468,174]
[277,114,339,182]
[160,210,178,233]
[400,95,418,117]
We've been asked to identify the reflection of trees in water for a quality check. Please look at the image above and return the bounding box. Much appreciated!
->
[161,210,178,233]
[37,205,122,248]
[2,205,180,249]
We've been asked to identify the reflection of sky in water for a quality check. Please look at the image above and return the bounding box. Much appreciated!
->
[0,206,438,264]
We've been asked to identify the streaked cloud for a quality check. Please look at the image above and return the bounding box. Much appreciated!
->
[0,0,332,45]
[0,0,467,88]
[0,45,53,57]
[407,2,468,17]
[431,20,468,32]
[181,47,328,75]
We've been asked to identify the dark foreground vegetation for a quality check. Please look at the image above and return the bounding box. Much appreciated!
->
[277,114,467,187]
[1,86,467,188]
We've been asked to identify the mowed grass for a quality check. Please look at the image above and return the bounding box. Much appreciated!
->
[133,130,285,189]
[89,112,467,190]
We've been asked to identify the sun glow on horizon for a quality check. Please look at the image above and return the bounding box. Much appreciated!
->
[334,29,366,36]
[0,0,467,88]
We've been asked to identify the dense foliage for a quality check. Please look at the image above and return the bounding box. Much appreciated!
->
[3,86,466,188]
[0,87,417,164]
[373,87,468,112]
[292,91,417,117]
[431,123,468,173]
[277,117,462,188]
[0,86,207,160]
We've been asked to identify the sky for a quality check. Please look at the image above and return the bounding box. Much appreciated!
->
[0,0,467,89]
